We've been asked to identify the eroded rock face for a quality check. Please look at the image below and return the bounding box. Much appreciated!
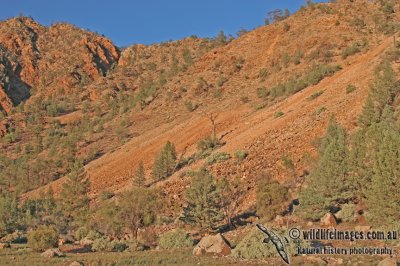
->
[193,233,231,256]
[0,16,120,114]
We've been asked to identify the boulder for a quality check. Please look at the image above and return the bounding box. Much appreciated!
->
[193,233,231,256]
[378,257,398,266]
[320,213,337,227]
[41,248,65,258]
[144,95,154,105]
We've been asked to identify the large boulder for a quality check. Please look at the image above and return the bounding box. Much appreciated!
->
[320,213,337,227]
[193,234,231,256]
[41,248,65,258]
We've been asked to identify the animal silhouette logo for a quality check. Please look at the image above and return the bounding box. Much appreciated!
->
[256,224,291,264]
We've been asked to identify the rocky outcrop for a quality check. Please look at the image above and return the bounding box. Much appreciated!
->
[0,17,120,114]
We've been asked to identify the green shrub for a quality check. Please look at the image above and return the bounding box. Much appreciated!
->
[270,64,341,99]
[158,230,194,249]
[259,68,268,81]
[85,230,103,241]
[240,95,250,103]
[185,101,197,112]
[313,106,327,116]
[341,43,361,59]
[92,237,115,252]
[206,152,231,165]
[75,227,90,241]
[27,225,59,252]
[346,84,357,94]
[253,102,267,110]
[232,229,276,259]
[256,174,288,221]
[217,76,228,87]
[304,64,341,86]
[308,90,324,100]
[275,111,284,118]
[256,87,269,99]
[197,136,221,152]
[113,241,129,252]
[337,203,356,223]
[234,150,248,161]
[125,240,146,252]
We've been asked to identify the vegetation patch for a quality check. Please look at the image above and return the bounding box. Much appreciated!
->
[270,64,341,99]
[158,230,194,249]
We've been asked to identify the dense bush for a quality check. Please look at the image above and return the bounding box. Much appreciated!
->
[256,87,269,98]
[158,230,194,249]
[337,204,356,223]
[308,90,324,100]
[206,152,231,165]
[341,43,361,59]
[232,229,276,259]
[197,136,221,152]
[256,174,288,221]
[125,240,147,252]
[92,237,115,252]
[27,225,59,252]
[234,150,248,161]
[75,226,89,241]
[346,84,357,94]
[270,64,341,99]
[275,111,284,118]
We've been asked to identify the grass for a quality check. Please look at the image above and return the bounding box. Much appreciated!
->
[274,111,284,118]
[0,245,248,266]
[307,90,324,100]
[313,106,327,116]
[346,84,357,94]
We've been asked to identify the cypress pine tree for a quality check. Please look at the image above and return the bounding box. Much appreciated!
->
[133,161,146,187]
[152,141,177,180]
[358,96,379,127]
[299,118,353,220]
[60,160,90,229]
[366,122,400,226]
[0,192,20,233]
[182,168,222,233]
[163,141,177,176]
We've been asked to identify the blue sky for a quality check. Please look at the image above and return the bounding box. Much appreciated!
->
[1,1,326,47]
